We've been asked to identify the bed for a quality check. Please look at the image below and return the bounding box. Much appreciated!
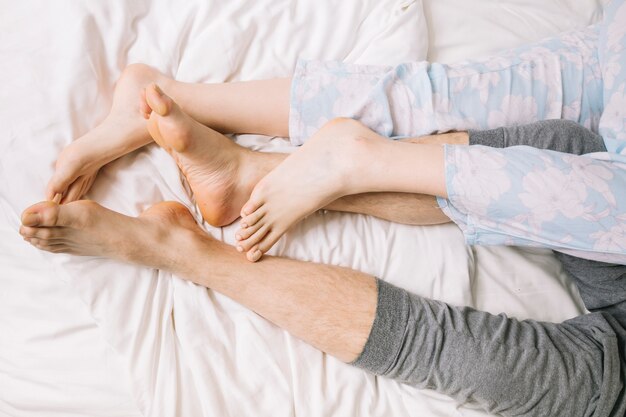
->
[0,0,607,415]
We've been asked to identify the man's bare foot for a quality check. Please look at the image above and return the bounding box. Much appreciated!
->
[47,64,168,203]
[19,200,206,272]
[235,118,382,262]
[143,84,262,227]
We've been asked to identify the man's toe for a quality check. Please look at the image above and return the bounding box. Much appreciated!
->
[21,202,57,226]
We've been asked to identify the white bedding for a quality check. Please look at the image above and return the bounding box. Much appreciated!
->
[0,0,606,416]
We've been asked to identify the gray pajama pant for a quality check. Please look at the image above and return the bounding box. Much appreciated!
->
[351,120,626,417]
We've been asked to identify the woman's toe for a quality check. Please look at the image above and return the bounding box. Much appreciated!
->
[258,230,282,254]
[62,179,88,204]
[246,246,263,262]
[239,209,266,229]
[235,221,263,241]
[237,223,269,252]
[240,193,265,217]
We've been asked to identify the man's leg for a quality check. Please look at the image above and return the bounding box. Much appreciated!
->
[19,200,377,362]
[17,200,624,416]
[324,192,449,226]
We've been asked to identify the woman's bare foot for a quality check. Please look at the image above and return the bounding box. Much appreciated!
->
[235,118,382,262]
[47,64,169,203]
[143,84,270,227]
[19,200,206,273]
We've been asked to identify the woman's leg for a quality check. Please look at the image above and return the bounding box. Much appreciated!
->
[140,86,456,227]
[141,86,609,237]
[144,89,595,232]
[288,25,603,146]
[439,144,626,265]
[235,115,626,263]
[103,78,610,262]
[47,68,293,203]
[327,120,607,226]
[165,77,291,137]
[50,21,602,204]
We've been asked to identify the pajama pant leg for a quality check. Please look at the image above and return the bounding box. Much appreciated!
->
[598,0,626,153]
[438,2,626,264]
[289,26,603,146]
[440,144,626,265]
[458,120,626,263]
[351,278,626,417]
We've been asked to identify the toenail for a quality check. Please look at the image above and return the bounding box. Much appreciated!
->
[236,245,243,252]
[240,222,247,228]
[235,234,241,240]
[253,250,262,261]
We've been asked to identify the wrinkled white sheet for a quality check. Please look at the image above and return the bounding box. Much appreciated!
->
[424,0,607,63]
[0,0,605,416]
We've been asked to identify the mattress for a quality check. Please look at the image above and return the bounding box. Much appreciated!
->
[0,0,607,416]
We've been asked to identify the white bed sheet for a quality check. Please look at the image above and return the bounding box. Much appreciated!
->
[423,0,607,63]
[0,0,605,416]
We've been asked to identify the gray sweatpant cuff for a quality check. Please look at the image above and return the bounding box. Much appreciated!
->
[468,119,607,154]
[350,279,409,375]
[468,128,505,148]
